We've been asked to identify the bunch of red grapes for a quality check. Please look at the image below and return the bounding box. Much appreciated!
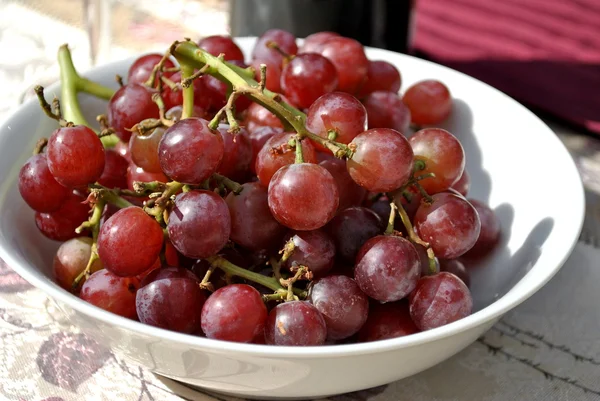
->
[18,30,501,346]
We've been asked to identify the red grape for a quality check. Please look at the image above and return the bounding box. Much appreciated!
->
[363,91,411,134]
[305,92,367,151]
[198,35,244,61]
[281,53,338,109]
[80,270,140,319]
[255,132,317,187]
[251,59,282,93]
[126,165,168,191]
[464,199,501,258]
[355,235,421,302]
[216,125,253,181]
[226,182,285,251]
[439,259,470,287]
[164,105,208,122]
[97,149,129,189]
[409,272,472,330]
[127,53,175,85]
[114,140,132,163]
[201,284,267,343]
[53,237,103,291]
[369,198,392,228]
[451,169,470,197]
[268,163,339,231]
[248,126,283,173]
[244,102,284,131]
[97,207,164,277]
[319,158,366,211]
[252,29,298,65]
[264,301,327,346]
[357,301,419,342]
[19,154,70,212]
[347,128,414,192]
[167,190,231,258]
[414,193,481,259]
[299,31,340,53]
[409,128,465,194]
[403,80,452,125]
[46,125,105,188]
[283,230,335,278]
[357,60,402,98]
[129,124,165,173]
[309,275,369,340]
[327,207,382,263]
[108,84,159,142]
[158,118,224,184]
[317,37,368,94]
[35,192,90,241]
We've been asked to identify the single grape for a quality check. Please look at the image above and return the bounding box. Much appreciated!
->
[299,31,340,53]
[309,275,369,340]
[451,169,470,197]
[216,125,253,181]
[164,105,208,122]
[53,237,103,291]
[198,35,244,61]
[251,59,282,93]
[126,164,168,191]
[464,199,501,258]
[363,91,411,134]
[317,37,368,94]
[244,102,284,132]
[369,198,392,228]
[97,207,164,277]
[268,163,339,231]
[439,259,470,287]
[264,301,327,346]
[127,53,175,85]
[158,118,224,184]
[255,132,317,187]
[248,126,283,173]
[305,92,367,151]
[46,125,105,188]
[80,270,140,319]
[108,84,159,142]
[355,235,421,302]
[283,230,336,278]
[409,272,472,330]
[226,182,285,251]
[129,124,166,173]
[281,53,338,109]
[347,128,414,192]
[168,190,231,258]
[319,158,366,211]
[403,80,452,125]
[357,301,419,342]
[19,154,70,212]
[327,207,382,263]
[114,140,132,163]
[251,29,298,65]
[35,193,90,241]
[414,193,481,259]
[201,284,267,343]
[356,60,402,98]
[409,128,465,194]
[97,149,129,189]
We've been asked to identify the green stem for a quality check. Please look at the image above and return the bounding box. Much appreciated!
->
[211,173,243,195]
[102,191,135,209]
[384,202,398,235]
[295,138,304,164]
[180,63,195,119]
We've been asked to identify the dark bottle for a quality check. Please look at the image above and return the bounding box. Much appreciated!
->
[229,0,415,53]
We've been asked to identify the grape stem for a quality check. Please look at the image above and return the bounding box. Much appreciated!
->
[72,197,106,289]
[384,202,398,235]
[180,63,195,119]
[33,138,48,155]
[279,239,295,264]
[211,174,243,195]
[294,137,304,164]
[280,266,307,301]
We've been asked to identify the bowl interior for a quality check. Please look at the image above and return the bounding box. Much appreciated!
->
[0,38,584,352]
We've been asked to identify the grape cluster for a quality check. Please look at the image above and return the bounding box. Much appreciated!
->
[19,31,502,347]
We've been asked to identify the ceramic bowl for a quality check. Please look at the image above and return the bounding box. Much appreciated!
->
[0,38,584,399]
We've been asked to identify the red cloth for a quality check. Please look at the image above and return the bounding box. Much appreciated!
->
[413,0,600,133]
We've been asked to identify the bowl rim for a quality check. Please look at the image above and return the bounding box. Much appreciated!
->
[0,39,585,358]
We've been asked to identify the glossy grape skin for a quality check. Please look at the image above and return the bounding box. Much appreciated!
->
[244,102,284,132]
[281,53,338,109]
[164,105,208,122]
[168,191,231,258]
[357,60,402,98]
[363,91,411,134]
[439,259,470,287]
[108,84,159,142]
[451,169,470,197]
[198,35,244,61]
[80,270,140,319]
[136,269,206,334]
[414,193,481,259]
[283,230,336,278]
[97,149,129,189]
[464,199,501,258]
[129,124,165,173]
[409,128,465,194]
[309,275,369,340]
[409,272,472,330]
[19,154,70,212]
[251,59,282,93]
[114,140,132,163]
[35,193,90,241]
[305,92,367,151]
[126,165,168,191]
[226,182,285,251]
[255,132,317,187]
[317,37,368,94]
[201,284,267,343]
[248,126,283,173]
[268,163,339,231]
[252,29,298,65]
[158,118,224,184]
[357,301,419,342]
[403,80,452,125]
[319,158,367,212]
[97,207,164,277]
[53,237,103,292]
[127,53,175,85]
[46,125,105,188]
[264,301,327,346]
[327,207,382,263]
[355,235,421,302]
[299,31,340,53]
[347,128,414,192]
[216,125,253,181]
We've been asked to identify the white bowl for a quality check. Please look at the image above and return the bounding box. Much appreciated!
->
[0,38,584,399]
